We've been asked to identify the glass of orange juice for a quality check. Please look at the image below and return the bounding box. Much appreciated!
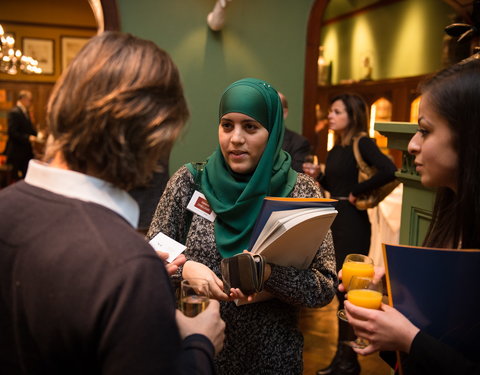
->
[341,254,374,290]
[340,276,383,349]
[337,254,374,320]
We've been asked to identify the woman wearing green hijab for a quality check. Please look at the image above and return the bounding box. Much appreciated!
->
[148,78,337,374]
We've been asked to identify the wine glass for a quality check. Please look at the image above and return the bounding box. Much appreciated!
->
[340,275,383,349]
[337,253,374,320]
[180,278,210,317]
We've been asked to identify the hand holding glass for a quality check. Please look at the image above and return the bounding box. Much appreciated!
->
[303,154,319,176]
[341,276,383,349]
[180,278,210,317]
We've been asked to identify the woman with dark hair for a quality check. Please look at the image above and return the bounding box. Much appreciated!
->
[148,77,337,374]
[344,58,480,375]
[304,93,397,375]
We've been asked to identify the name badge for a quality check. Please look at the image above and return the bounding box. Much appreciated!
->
[149,232,186,263]
[187,190,217,222]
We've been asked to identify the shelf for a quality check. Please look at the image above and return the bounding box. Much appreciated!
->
[375,121,417,151]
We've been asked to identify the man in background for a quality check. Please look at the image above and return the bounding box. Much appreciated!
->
[129,159,170,234]
[279,91,312,172]
[5,90,37,179]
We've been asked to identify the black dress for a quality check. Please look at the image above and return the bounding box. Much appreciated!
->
[319,136,397,271]
[381,330,480,375]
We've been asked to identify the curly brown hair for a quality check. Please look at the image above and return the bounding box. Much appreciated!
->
[46,31,189,190]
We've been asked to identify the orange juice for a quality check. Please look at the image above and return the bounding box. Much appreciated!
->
[342,262,374,290]
[348,289,382,309]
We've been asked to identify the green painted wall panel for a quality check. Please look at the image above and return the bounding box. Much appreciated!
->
[377,122,436,246]
[321,0,453,83]
[400,180,435,246]
[119,0,314,172]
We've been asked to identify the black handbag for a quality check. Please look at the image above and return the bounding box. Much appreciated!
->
[220,253,266,295]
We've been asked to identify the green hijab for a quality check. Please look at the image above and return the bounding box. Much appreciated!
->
[187,78,297,258]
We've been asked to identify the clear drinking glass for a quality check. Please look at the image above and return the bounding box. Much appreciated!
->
[180,278,210,317]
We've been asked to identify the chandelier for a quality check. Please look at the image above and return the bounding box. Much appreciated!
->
[0,24,42,75]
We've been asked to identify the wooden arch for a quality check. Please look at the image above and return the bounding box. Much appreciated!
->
[100,0,121,31]
[303,0,329,159]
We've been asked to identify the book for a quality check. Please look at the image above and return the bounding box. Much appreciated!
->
[383,243,480,371]
[248,197,337,267]
[248,197,337,251]
[234,197,337,305]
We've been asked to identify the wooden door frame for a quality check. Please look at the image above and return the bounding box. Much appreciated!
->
[303,0,329,159]
[100,0,121,31]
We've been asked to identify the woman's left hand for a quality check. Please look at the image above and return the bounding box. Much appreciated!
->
[225,250,271,303]
[302,163,323,179]
[344,301,420,355]
[183,260,230,301]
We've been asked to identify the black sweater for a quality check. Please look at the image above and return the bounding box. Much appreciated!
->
[320,136,397,198]
[0,181,214,375]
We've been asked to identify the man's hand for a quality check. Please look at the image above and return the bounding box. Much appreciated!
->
[176,300,225,355]
[156,251,187,276]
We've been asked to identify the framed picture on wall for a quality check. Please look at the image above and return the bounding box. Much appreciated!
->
[61,36,90,72]
[22,38,55,75]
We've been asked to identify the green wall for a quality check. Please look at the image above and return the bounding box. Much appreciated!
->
[118,0,314,172]
[321,0,453,83]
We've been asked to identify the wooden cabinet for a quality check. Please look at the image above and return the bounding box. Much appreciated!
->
[0,90,14,155]
[375,121,435,246]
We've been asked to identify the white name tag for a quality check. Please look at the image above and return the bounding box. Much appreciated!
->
[149,232,186,263]
[187,190,217,222]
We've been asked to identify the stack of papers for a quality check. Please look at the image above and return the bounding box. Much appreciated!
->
[249,197,338,269]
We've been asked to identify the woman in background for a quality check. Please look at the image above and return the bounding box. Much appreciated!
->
[148,78,337,374]
[304,93,396,375]
[344,58,480,375]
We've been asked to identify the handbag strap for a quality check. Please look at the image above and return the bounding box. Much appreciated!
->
[352,132,374,177]
[253,254,266,292]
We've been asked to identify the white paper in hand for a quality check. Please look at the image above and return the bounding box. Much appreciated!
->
[149,232,186,263]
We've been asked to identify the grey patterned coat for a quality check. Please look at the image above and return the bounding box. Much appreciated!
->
[147,166,337,375]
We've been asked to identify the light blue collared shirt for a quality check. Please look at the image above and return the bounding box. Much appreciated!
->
[24,160,139,228]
